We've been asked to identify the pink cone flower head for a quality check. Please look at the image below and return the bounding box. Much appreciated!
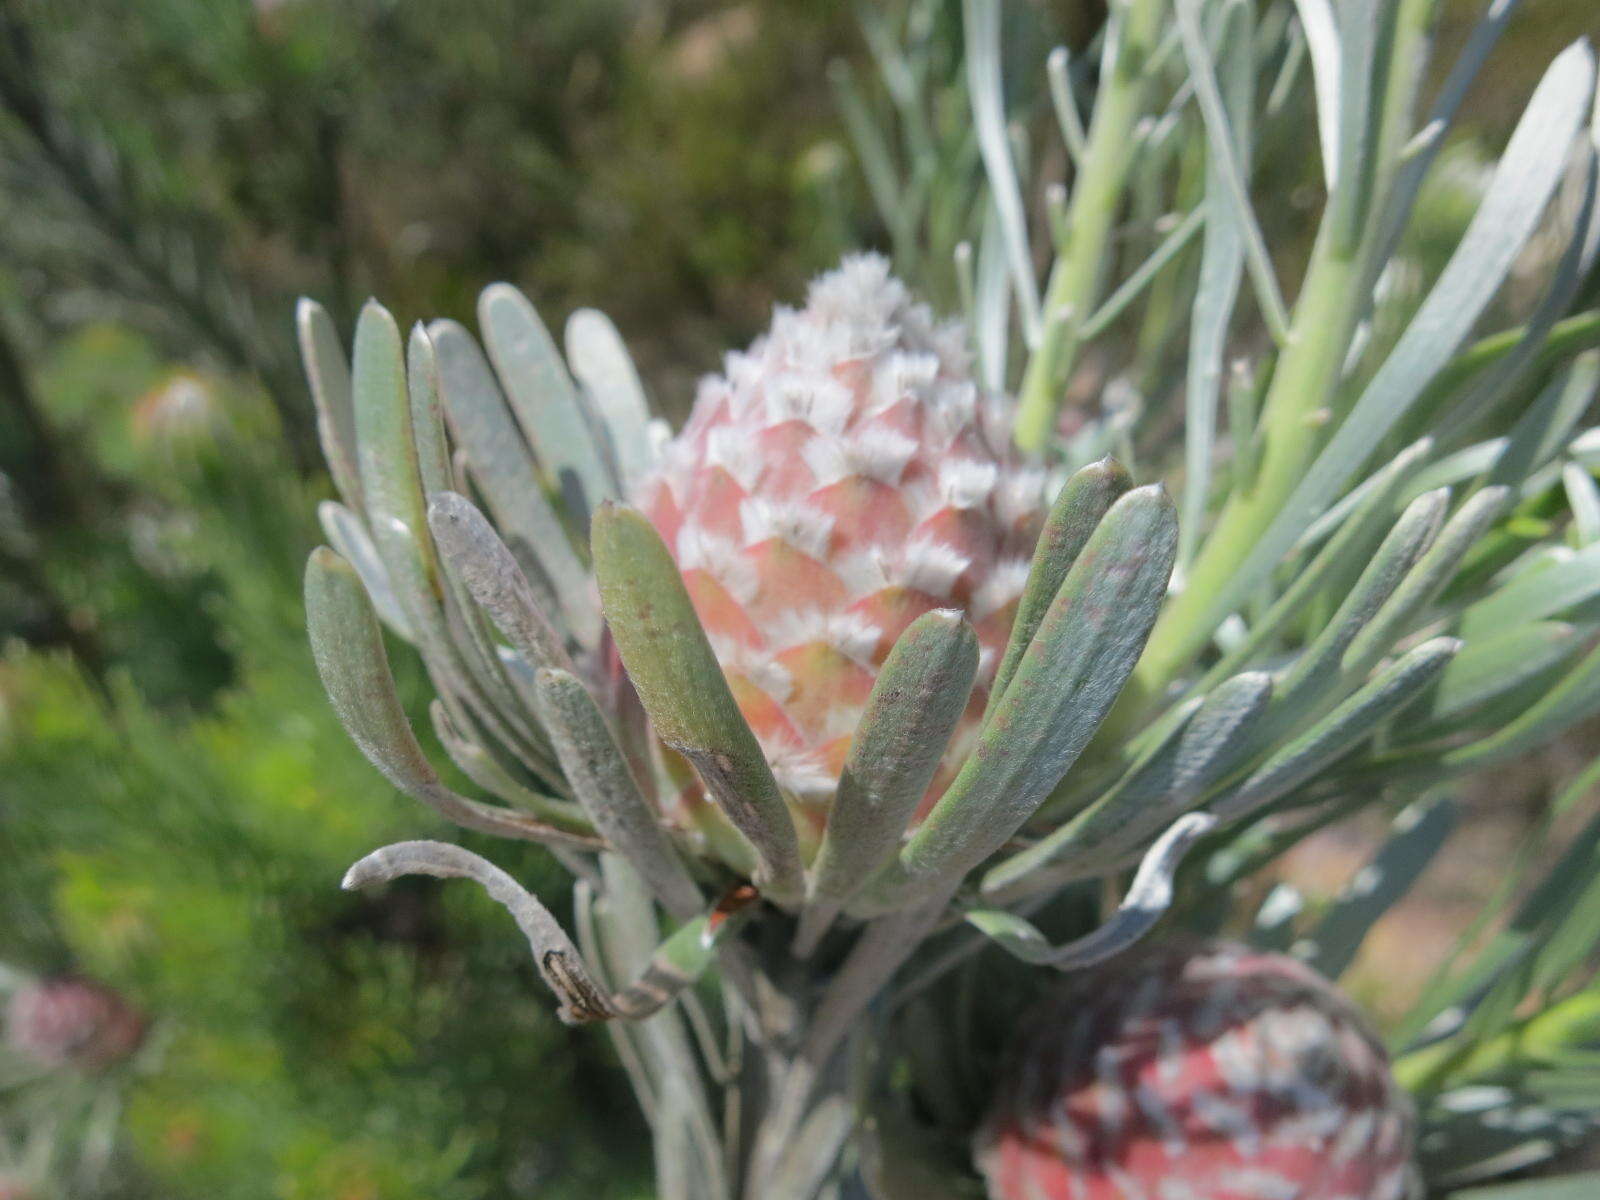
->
[635,254,1044,840]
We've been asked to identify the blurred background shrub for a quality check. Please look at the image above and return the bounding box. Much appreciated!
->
[0,0,1596,1196]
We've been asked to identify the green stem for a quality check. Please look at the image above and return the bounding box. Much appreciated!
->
[1013,0,1167,452]
[1131,231,1367,696]
[1120,0,1442,703]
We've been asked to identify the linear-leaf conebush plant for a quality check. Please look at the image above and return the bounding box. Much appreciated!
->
[299,1,1600,1196]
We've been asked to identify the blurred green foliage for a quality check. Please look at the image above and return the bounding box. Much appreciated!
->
[1,337,650,1197]
[0,0,859,435]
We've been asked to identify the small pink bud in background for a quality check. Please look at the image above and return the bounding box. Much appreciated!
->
[5,976,147,1073]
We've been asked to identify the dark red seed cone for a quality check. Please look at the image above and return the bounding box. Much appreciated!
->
[975,940,1415,1200]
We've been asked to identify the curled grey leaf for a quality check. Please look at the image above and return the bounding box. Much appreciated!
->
[343,839,615,1025]
[343,840,750,1026]
[966,812,1218,970]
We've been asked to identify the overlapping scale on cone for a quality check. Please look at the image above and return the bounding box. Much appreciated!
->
[635,254,1044,830]
[975,941,1415,1200]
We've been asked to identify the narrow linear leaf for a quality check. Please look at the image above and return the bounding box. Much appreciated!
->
[796,611,979,955]
[1325,0,1383,247]
[1342,486,1512,675]
[1438,143,1600,437]
[964,0,1041,342]
[428,317,597,646]
[1181,0,1252,568]
[1117,669,1275,810]
[1046,46,1088,164]
[894,485,1178,902]
[1370,0,1520,270]
[592,504,804,904]
[1572,427,1600,468]
[987,457,1131,718]
[1450,1171,1600,1200]
[370,512,551,771]
[986,670,1272,895]
[1564,463,1600,545]
[830,59,912,268]
[296,297,362,511]
[1477,792,1600,1012]
[1397,766,1600,1071]
[1212,636,1462,822]
[1460,539,1600,641]
[479,282,617,515]
[1489,354,1600,488]
[564,308,656,493]
[1413,309,1600,456]
[535,668,704,921]
[1227,357,1263,493]
[1290,0,1341,190]
[408,324,453,498]
[352,301,436,587]
[406,329,547,738]
[427,490,575,674]
[1311,340,1596,547]
[1444,637,1600,770]
[317,500,411,639]
[966,813,1217,969]
[1175,0,1289,341]
[858,4,924,126]
[1078,208,1207,342]
[1269,487,1449,718]
[1301,797,1459,979]
[1199,438,1434,694]
[428,700,591,834]
[1520,867,1600,1004]
[305,547,599,849]
[1265,15,1308,119]
[975,200,1011,393]
[1410,622,1582,734]
[1295,435,1448,553]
